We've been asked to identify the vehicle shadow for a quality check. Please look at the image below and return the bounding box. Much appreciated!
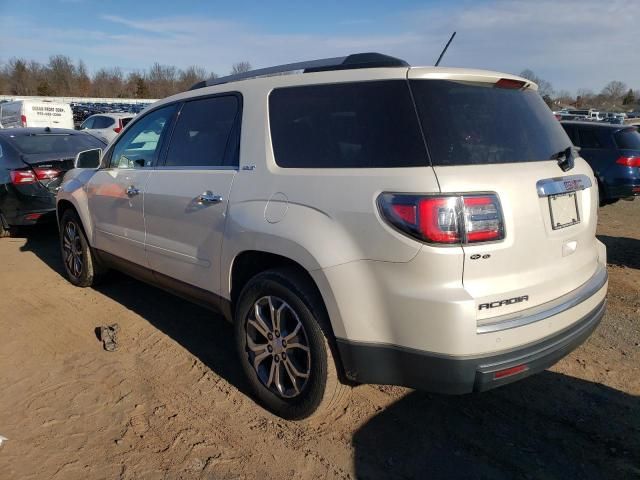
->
[17,224,65,275]
[597,235,640,269]
[16,225,252,398]
[352,372,639,480]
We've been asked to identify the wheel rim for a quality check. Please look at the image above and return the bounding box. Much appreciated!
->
[62,221,83,278]
[245,296,311,399]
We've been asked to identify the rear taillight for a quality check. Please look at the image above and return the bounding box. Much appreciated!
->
[378,193,505,245]
[20,115,27,127]
[10,170,37,185]
[33,167,61,180]
[616,156,640,167]
[113,119,123,134]
[10,167,60,185]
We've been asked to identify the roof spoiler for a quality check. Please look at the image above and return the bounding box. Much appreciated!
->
[189,52,409,90]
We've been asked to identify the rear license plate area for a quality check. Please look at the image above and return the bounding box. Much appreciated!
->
[549,192,580,229]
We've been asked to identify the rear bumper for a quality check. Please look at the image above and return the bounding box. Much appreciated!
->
[5,209,56,226]
[604,178,640,199]
[336,297,606,394]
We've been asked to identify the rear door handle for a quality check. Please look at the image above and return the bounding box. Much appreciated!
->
[198,191,223,204]
[126,186,140,197]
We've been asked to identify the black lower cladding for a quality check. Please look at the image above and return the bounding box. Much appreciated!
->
[336,299,606,394]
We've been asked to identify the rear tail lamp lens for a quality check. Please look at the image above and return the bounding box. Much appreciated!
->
[378,193,504,245]
[463,196,504,242]
[33,167,61,180]
[20,115,27,127]
[113,119,123,134]
[10,170,37,185]
[616,156,640,167]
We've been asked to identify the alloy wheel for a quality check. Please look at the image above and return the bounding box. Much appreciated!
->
[62,221,83,278]
[245,296,311,399]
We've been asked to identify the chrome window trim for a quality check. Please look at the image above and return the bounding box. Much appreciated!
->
[477,263,607,334]
[536,174,592,197]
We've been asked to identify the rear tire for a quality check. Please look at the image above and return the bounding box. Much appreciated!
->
[0,213,10,238]
[234,268,350,420]
[59,209,104,287]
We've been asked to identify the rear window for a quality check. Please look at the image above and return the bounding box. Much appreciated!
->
[410,80,571,166]
[269,81,427,168]
[614,128,640,150]
[9,133,104,154]
[122,117,133,127]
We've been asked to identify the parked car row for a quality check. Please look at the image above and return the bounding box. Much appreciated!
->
[71,102,147,125]
[554,108,633,125]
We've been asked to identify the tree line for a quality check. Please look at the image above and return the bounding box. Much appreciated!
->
[520,69,638,111]
[0,55,252,99]
[0,55,637,110]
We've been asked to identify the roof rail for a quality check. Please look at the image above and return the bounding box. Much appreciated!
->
[189,52,409,90]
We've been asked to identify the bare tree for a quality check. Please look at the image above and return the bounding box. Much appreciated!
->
[601,81,627,104]
[178,65,208,91]
[48,55,76,96]
[92,67,124,97]
[519,69,554,98]
[230,61,252,75]
[146,63,178,98]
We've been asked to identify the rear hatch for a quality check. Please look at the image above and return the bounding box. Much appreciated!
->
[408,69,601,322]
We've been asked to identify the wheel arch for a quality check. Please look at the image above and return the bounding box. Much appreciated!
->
[229,249,351,383]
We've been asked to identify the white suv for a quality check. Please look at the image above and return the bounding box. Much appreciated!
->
[80,113,135,143]
[57,53,608,420]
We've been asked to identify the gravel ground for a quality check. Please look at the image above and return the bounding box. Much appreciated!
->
[0,200,638,480]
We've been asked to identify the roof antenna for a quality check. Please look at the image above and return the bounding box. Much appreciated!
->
[434,31,456,67]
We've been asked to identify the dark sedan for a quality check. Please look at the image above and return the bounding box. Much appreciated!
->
[0,128,105,237]
[561,121,640,205]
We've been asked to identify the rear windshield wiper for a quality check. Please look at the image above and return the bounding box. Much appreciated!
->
[549,146,575,172]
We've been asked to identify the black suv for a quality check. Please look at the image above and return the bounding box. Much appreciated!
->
[561,121,640,204]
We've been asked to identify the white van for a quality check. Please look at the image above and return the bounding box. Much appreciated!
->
[0,100,74,129]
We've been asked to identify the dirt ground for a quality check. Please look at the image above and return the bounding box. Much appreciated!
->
[0,201,638,480]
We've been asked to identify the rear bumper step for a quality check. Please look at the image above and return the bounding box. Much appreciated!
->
[336,298,605,394]
[477,263,608,333]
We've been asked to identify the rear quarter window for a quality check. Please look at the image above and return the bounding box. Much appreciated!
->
[269,81,428,168]
[614,128,640,150]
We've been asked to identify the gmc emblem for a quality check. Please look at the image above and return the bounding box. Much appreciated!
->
[479,295,529,310]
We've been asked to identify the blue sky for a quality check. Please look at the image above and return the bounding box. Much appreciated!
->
[0,0,638,93]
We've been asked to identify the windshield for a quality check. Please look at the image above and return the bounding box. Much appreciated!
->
[410,80,572,166]
[614,128,640,150]
[9,133,104,155]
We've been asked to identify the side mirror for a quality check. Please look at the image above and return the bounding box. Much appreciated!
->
[74,148,102,169]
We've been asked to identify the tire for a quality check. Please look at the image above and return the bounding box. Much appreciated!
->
[234,268,350,420]
[0,213,10,238]
[59,209,104,287]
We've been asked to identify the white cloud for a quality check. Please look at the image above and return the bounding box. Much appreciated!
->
[1,0,638,92]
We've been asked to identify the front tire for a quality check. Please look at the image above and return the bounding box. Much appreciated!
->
[59,209,103,287]
[234,268,349,420]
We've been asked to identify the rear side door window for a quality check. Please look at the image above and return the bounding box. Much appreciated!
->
[269,81,427,168]
[164,95,240,168]
[107,105,176,169]
[577,128,603,149]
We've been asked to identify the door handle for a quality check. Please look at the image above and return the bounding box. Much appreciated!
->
[126,186,140,197]
[198,191,223,204]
